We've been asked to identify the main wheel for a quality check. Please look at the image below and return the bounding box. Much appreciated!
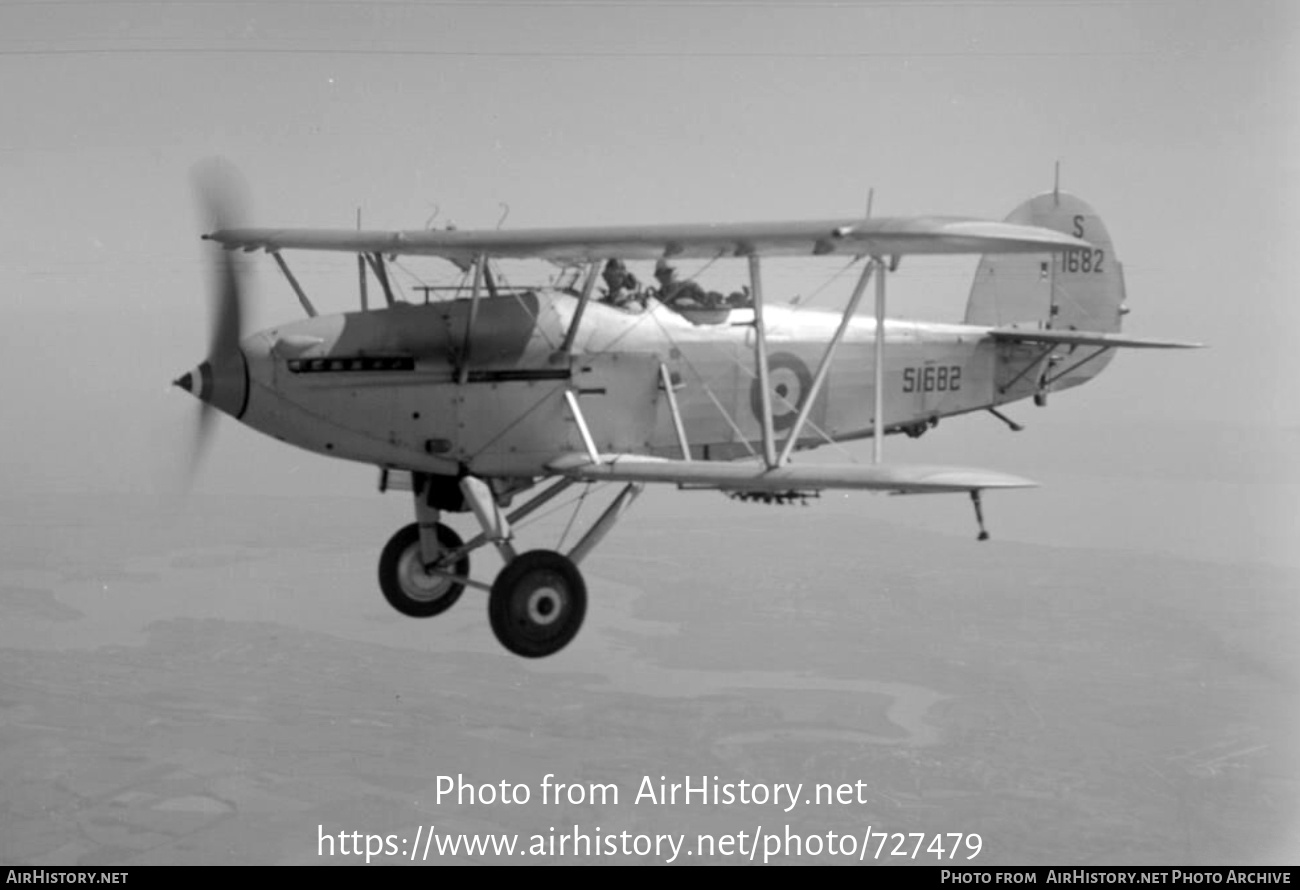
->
[378,522,468,618]
[488,550,587,658]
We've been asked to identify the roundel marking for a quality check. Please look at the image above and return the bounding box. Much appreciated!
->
[750,352,813,432]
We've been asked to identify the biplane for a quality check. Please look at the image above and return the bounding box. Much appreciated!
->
[176,165,1200,657]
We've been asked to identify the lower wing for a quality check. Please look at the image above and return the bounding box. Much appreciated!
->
[546,454,1035,494]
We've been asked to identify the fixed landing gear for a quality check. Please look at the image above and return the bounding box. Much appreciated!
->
[375,473,642,658]
[377,522,469,617]
[488,550,586,658]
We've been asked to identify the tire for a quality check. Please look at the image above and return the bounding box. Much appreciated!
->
[488,550,587,658]
[377,522,468,618]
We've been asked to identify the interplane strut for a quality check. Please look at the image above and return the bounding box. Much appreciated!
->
[777,258,876,465]
[747,254,777,468]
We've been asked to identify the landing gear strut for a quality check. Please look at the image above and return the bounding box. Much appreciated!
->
[375,473,642,657]
[970,490,991,542]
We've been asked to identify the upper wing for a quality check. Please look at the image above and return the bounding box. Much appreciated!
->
[204,216,1089,262]
[546,453,1036,493]
[989,328,1204,349]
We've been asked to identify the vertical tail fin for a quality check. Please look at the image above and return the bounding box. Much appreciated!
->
[966,192,1127,393]
[965,192,1125,334]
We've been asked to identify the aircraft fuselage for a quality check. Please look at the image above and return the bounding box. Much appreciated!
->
[225,291,1049,481]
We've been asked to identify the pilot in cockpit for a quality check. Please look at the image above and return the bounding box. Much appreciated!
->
[653,260,712,308]
[601,258,641,308]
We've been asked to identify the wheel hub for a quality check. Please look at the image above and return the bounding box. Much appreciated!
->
[397,545,453,602]
[526,585,563,625]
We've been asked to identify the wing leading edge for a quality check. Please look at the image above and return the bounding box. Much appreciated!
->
[546,454,1036,494]
[204,216,1090,262]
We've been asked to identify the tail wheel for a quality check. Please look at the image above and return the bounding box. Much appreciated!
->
[378,522,468,617]
[488,550,586,658]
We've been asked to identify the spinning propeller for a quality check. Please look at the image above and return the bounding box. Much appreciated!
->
[173,159,252,484]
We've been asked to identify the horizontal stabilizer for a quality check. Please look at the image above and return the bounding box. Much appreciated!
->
[990,328,1203,349]
[204,217,1089,263]
[546,453,1036,494]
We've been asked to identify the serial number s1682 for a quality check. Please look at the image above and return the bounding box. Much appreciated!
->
[902,365,961,393]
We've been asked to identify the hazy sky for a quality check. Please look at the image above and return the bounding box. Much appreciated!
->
[0,0,1295,514]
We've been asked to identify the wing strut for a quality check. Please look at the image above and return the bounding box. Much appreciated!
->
[357,254,369,310]
[364,253,396,306]
[356,209,368,311]
[659,362,692,461]
[559,261,601,355]
[871,255,889,463]
[748,254,778,468]
[270,251,318,318]
[563,389,602,464]
[457,254,485,386]
[777,258,875,464]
